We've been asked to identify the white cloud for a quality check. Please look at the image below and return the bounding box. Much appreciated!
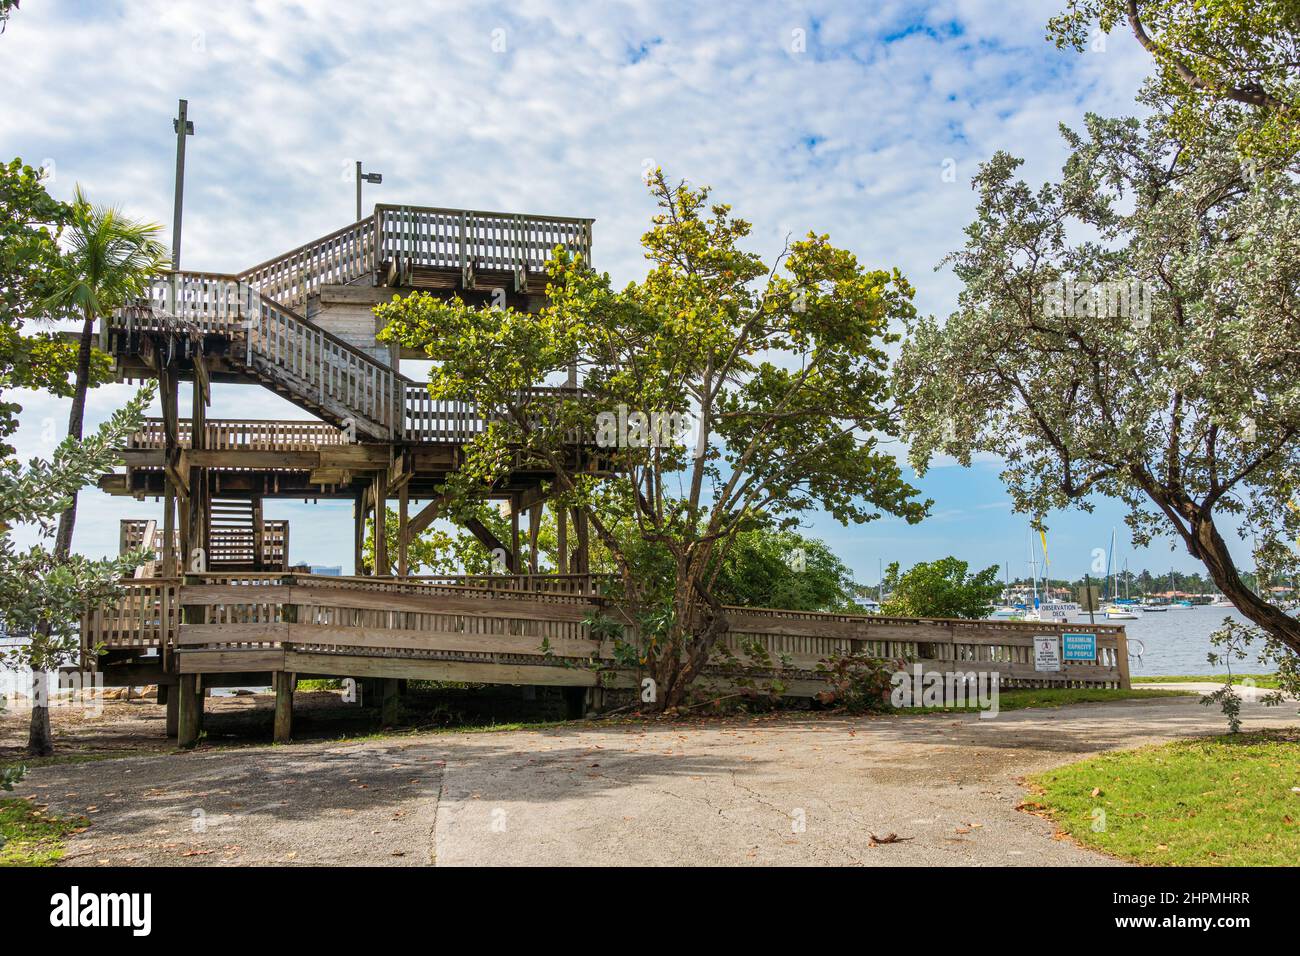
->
[2,0,1168,573]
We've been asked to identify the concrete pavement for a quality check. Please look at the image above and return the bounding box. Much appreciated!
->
[12,695,1295,866]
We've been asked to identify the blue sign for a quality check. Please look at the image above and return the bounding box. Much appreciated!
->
[1062,632,1097,662]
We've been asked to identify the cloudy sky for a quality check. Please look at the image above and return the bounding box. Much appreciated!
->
[1,0,1230,583]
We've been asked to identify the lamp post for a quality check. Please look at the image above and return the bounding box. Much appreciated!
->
[355,161,382,221]
[172,99,195,268]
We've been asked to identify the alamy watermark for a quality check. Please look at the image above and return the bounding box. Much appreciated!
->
[1042,276,1153,326]
[890,665,1000,718]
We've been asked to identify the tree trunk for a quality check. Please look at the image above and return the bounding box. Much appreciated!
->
[51,309,97,561]
[1194,515,1300,656]
[30,309,96,756]
[27,672,53,758]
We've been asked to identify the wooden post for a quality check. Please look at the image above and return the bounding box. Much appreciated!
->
[397,483,409,578]
[556,502,569,575]
[165,683,179,738]
[162,482,176,578]
[374,471,388,576]
[273,671,295,743]
[510,497,521,573]
[379,678,400,726]
[571,507,590,575]
[177,673,200,748]
[1115,627,1131,689]
[527,503,540,575]
[353,488,367,576]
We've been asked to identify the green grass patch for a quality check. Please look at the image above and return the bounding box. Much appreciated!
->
[1026,728,1300,866]
[900,686,1192,714]
[0,797,89,867]
[1139,674,1281,689]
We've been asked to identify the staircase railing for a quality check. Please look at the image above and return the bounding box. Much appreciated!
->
[116,272,590,445]
[238,217,377,310]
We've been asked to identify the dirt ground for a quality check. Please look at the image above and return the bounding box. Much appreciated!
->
[4,690,1295,866]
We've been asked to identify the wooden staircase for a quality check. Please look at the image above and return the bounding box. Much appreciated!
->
[208,496,257,569]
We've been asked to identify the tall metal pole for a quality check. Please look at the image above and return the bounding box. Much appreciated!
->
[172,99,194,269]
[355,160,362,222]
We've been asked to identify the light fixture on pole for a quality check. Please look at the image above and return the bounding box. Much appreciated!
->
[355,161,382,221]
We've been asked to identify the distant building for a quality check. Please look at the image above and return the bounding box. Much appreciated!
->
[310,565,343,576]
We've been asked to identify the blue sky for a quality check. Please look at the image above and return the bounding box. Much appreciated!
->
[0,0,1241,583]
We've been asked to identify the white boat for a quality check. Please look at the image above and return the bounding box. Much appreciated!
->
[1141,602,1169,612]
[1104,605,1139,620]
[1209,597,1234,608]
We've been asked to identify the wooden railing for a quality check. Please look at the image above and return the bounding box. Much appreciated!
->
[377,205,593,291]
[129,418,346,451]
[81,578,180,653]
[232,204,593,310]
[719,606,1129,687]
[84,573,1130,691]
[115,274,588,445]
[239,217,376,310]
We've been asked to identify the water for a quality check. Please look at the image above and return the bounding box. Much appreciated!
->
[1076,605,1273,677]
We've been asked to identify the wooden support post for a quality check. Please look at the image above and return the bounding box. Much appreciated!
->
[379,678,400,726]
[162,481,176,578]
[252,495,265,571]
[397,483,409,578]
[373,471,388,576]
[177,673,200,748]
[165,684,179,738]
[556,502,569,575]
[528,502,540,575]
[510,497,521,573]
[353,488,367,576]
[571,507,590,575]
[273,671,295,743]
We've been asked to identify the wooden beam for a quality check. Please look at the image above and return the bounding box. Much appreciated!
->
[177,672,200,748]
[528,502,540,575]
[353,488,367,576]
[556,502,569,575]
[273,671,294,743]
[397,482,410,578]
[373,470,389,575]
[462,516,516,573]
[407,493,450,537]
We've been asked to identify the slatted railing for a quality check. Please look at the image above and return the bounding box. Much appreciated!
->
[129,418,346,451]
[81,578,180,653]
[85,574,1130,691]
[239,217,377,310]
[376,205,593,291]
[231,205,592,311]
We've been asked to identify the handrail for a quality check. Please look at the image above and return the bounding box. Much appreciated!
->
[232,204,593,310]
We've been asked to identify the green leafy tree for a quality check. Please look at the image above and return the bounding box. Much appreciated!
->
[896,111,1300,656]
[879,557,1002,619]
[378,172,928,709]
[712,528,864,612]
[0,159,102,455]
[42,187,167,562]
[1,387,153,755]
[1049,1,1300,157]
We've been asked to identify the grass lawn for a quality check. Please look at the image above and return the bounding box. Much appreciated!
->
[0,797,89,866]
[1140,674,1281,689]
[902,686,1193,714]
[1025,728,1300,866]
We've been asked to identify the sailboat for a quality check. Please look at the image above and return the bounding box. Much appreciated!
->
[1100,529,1139,618]
[1022,528,1078,622]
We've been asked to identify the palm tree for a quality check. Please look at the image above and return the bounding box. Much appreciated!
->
[44,186,168,561]
[27,187,167,756]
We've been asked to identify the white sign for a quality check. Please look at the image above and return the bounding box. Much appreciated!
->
[1034,635,1062,672]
